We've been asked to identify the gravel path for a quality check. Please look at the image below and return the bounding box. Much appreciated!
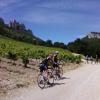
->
[1,63,100,100]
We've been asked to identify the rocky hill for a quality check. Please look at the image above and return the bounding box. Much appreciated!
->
[0,17,45,45]
[67,32,100,57]
[0,17,68,48]
[87,32,100,39]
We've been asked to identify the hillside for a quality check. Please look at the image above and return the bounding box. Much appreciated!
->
[67,32,100,58]
[0,36,72,59]
[0,18,45,45]
[0,36,81,95]
[0,18,67,48]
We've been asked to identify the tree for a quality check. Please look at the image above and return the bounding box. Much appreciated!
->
[21,53,29,68]
[67,37,100,58]
[54,42,67,49]
[0,18,5,28]
[46,40,53,47]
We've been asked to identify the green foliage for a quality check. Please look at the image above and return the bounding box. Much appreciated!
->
[0,18,68,49]
[21,53,29,68]
[67,38,100,58]
[0,43,6,49]
[0,18,4,28]
[0,36,82,64]
[7,50,18,60]
[45,40,53,47]
[0,24,44,45]
[54,42,67,49]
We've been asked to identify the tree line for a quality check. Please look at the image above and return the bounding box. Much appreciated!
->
[67,37,100,58]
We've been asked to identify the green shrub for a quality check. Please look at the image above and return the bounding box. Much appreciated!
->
[7,51,18,60]
[0,43,6,49]
[21,53,29,68]
[0,37,82,64]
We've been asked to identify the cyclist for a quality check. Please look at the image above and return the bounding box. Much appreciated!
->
[39,53,53,84]
[95,55,98,64]
[85,55,89,64]
[53,51,59,68]
[52,51,61,78]
[90,56,93,64]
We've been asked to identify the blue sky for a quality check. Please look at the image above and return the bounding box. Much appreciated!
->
[0,0,100,44]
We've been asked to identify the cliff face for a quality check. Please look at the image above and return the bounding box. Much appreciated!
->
[87,32,100,39]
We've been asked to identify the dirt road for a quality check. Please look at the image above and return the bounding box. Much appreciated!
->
[2,63,100,100]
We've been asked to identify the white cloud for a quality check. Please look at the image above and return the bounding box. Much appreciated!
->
[23,8,95,25]
[21,0,100,25]
[0,0,27,14]
[24,11,71,24]
[0,0,20,8]
[1,0,100,27]
[37,0,100,11]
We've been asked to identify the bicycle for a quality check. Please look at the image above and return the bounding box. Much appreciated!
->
[52,64,63,80]
[37,69,54,89]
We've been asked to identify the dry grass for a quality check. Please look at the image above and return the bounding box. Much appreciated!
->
[0,57,81,96]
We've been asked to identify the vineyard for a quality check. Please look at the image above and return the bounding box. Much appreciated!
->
[0,36,82,64]
[0,36,82,95]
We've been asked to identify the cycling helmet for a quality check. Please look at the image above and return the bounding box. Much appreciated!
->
[54,51,59,55]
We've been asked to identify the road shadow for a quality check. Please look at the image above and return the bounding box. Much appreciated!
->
[53,82,65,86]
[47,82,65,88]
[60,76,71,80]
[43,76,70,89]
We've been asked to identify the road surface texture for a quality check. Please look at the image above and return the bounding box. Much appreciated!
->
[2,63,100,100]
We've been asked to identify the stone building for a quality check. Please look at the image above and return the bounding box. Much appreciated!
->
[9,19,26,30]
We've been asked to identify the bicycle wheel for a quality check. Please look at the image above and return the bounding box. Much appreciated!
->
[59,67,63,78]
[48,72,54,84]
[37,74,45,89]
[51,69,57,80]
